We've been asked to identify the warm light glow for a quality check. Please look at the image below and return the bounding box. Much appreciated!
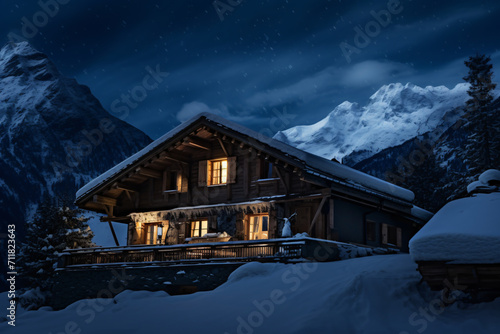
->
[210,159,228,185]
[221,160,228,183]
[248,215,269,240]
[191,220,208,237]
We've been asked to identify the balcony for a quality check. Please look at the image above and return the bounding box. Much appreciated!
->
[58,238,341,269]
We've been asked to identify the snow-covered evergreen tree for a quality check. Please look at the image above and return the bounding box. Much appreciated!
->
[462,54,498,176]
[18,197,94,309]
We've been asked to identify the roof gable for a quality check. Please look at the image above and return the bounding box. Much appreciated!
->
[76,112,415,204]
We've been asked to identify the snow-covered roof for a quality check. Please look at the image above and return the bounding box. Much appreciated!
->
[409,192,500,263]
[76,112,415,204]
[467,169,500,194]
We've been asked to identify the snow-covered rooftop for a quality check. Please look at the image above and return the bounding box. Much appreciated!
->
[76,112,415,204]
[409,192,500,263]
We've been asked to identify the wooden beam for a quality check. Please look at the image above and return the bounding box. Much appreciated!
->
[300,173,329,188]
[136,167,162,179]
[160,151,189,164]
[183,136,210,150]
[100,216,131,222]
[329,198,335,229]
[308,196,328,235]
[112,182,139,192]
[108,221,120,246]
[103,205,114,217]
[217,137,229,157]
[275,167,289,194]
[93,195,117,207]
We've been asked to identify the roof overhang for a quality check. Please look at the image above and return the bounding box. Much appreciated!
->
[76,113,417,215]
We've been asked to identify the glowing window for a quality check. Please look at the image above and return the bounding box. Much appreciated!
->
[210,159,228,185]
[191,220,208,237]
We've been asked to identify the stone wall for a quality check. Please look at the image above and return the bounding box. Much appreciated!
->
[50,262,245,310]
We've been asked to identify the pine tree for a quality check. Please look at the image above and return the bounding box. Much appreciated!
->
[18,197,94,309]
[489,100,500,167]
[462,54,498,176]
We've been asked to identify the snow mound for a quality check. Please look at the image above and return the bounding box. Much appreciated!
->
[4,255,500,334]
[226,262,280,283]
[409,192,500,263]
[478,169,500,186]
[113,290,169,303]
[468,169,500,194]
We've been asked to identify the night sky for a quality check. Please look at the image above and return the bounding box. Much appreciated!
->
[1,0,500,139]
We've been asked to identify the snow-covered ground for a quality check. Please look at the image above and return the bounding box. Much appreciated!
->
[2,254,499,334]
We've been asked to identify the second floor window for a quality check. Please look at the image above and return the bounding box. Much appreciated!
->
[198,157,236,187]
[211,159,228,185]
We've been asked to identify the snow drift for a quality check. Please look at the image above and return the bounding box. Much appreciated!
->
[2,255,499,334]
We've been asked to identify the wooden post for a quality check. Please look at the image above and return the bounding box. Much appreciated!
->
[327,198,335,240]
[308,196,328,236]
[108,221,120,246]
[275,167,289,194]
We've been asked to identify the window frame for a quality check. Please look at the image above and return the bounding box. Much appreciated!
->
[210,159,228,186]
[247,214,269,240]
[190,219,209,238]
[381,223,402,248]
[145,223,165,245]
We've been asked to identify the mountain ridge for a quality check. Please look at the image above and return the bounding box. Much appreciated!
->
[274,82,470,164]
[0,42,152,238]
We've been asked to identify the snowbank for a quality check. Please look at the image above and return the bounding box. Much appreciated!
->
[409,193,500,263]
[2,255,499,334]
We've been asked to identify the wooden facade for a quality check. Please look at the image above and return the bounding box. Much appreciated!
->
[76,113,431,252]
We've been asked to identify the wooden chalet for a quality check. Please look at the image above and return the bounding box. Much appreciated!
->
[74,113,432,257]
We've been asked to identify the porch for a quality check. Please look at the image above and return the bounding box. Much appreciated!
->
[58,237,340,269]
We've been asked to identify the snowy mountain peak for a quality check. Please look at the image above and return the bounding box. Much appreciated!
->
[0,41,152,236]
[0,42,59,81]
[274,82,470,164]
[1,41,39,57]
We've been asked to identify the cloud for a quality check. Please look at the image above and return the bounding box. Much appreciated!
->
[245,66,340,108]
[341,60,415,87]
[176,101,226,122]
[176,101,255,124]
[245,60,415,108]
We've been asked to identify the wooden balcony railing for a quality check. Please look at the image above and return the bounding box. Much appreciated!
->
[58,238,340,268]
